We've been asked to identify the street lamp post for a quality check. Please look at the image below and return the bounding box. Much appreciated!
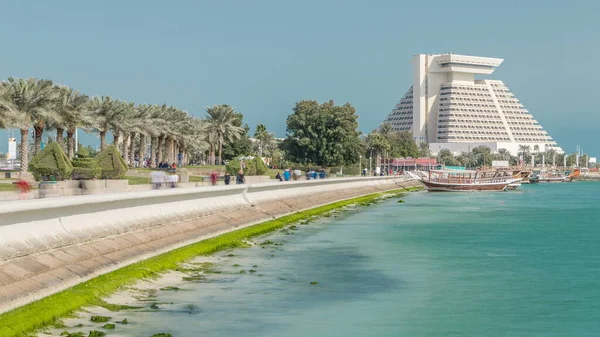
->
[359,155,362,176]
[369,156,372,176]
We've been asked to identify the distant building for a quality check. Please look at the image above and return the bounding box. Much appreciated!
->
[383,53,562,155]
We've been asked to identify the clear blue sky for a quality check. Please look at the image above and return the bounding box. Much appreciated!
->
[0,0,598,155]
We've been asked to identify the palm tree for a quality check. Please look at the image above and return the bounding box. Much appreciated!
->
[378,123,393,138]
[0,83,22,129]
[496,148,511,161]
[0,78,58,171]
[546,148,557,166]
[365,132,391,168]
[458,152,478,169]
[518,144,531,155]
[253,124,273,157]
[205,105,244,165]
[127,104,153,166]
[51,86,91,158]
[89,96,125,151]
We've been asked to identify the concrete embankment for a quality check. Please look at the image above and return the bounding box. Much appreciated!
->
[0,176,419,315]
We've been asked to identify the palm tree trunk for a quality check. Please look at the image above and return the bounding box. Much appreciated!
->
[164,137,171,164]
[123,133,131,166]
[170,138,176,164]
[129,132,136,166]
[100,131,107,151]
[66,130,75,159]
[20,128,29,172]
[209,144,215,165]
[157,135,165,164]
[179,144,185,166]
[56,127,65,149]
[171,139,176,164]
[113,133,120,148]
[138,134,146,164]
[218,140,223,166]
[150,136,158,168]
[34,125,44,155]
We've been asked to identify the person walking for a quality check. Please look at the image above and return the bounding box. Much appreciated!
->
[151,170,163,190]
[236,169,245,184]
[14,179,31,200]
[224,172,231,185]
[283,169,291,181]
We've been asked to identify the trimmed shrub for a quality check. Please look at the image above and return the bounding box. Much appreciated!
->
[96,145,127,179]
[29,142,73,181]
[71,158,101,180]
[76,147,90,158]
[226,157,268,176]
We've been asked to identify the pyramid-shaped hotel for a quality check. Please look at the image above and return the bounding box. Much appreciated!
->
[383,54,562,155]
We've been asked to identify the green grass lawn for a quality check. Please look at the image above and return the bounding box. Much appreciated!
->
[0,184,16,191]
[125,176,150,185]
[184,164,223,170]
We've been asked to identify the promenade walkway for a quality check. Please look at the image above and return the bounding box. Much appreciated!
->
[0,177,419,314]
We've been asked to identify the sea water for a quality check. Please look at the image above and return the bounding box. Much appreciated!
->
[58,183,600,337]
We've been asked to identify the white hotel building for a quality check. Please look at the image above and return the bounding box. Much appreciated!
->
[383,53,562,155]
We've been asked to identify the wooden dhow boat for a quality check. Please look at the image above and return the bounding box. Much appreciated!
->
[406,170,522,192]
[529,169,576,183]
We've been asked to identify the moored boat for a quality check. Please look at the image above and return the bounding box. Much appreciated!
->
[407,170,521,192]
[529,169,576,183]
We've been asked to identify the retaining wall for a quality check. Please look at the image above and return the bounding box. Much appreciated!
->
[0,176,418,314]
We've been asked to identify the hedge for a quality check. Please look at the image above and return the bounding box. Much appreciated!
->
[71,158,102,180]
[29,142,73,181]
[226,157,268,176]
[95,145,127,179]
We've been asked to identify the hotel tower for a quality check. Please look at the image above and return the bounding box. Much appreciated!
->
[383,53,562,155]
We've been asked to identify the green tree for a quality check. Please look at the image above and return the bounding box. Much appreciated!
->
[495,148,511,161]
[205,104,244,165]
[0,78,58,171]
[253,124,274,157]
[364,131,390,166]
[89,96,126,151]
[437,148,460,166]
[472,146,493,167]
[378,123,393,138]
[221,112,253,161]
[50,87,91,158]
[388,131,419,158]
[282,100,361,167]
[418,142,432,158]
[458,152,478,169]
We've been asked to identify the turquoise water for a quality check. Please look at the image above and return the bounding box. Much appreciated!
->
[85,183,600,336]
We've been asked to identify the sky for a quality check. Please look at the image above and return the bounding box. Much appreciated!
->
[0,0,598,155]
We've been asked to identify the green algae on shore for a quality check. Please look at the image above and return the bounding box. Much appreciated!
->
[89,316,110,323]
[0,187,421,337]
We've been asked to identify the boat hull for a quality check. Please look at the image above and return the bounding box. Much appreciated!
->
[534,176,574,183]
[419,180,512,192]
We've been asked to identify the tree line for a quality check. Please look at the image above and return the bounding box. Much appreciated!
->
[0,80,433,175]
[0,77,257,172]
[436,144,592,169]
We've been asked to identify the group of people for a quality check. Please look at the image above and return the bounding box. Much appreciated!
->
[157,161,177,169]
[361,168,403,176]
[274,168,325,181]
[222,170,246,185]
[150,170,179,189]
